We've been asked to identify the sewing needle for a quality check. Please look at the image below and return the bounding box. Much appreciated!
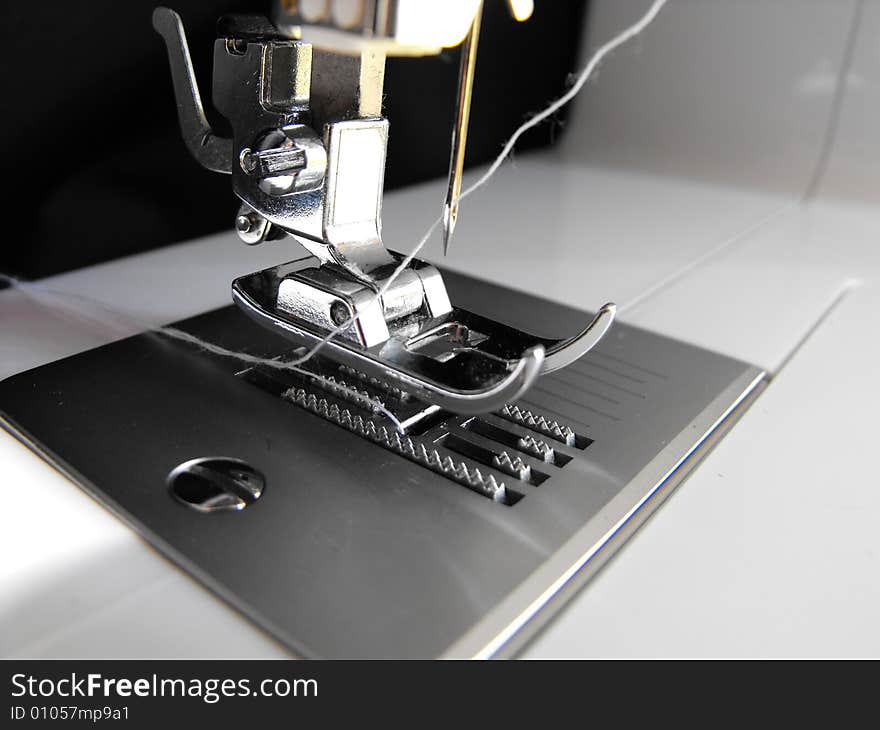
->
[442,3,483,256]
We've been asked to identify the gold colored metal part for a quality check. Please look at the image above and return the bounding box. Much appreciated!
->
[441,2,483,256]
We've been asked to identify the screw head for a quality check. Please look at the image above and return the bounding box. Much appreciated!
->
[234,208,270,245]
[239,147,259,174]
[235,214,253,234]
[330,300,350,326]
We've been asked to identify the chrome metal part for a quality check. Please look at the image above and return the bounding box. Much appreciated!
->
[235,296,543,414]
[210,35,323,237]
[259,40,312,112]
[277,266,389,346]
[309,48,386,130]
[338,364,410,401]
[232,260,615,414]
[542,303,617,373]
[492,451,532,481]
[413,264,454,317]
[275,262,449,348]
[238,350,517,503]
[152,8,233,174]
[153,10,450,320]
[516,435,555,463]
[0,273,766,657]
[285,387,509,503]
[154,7,614,410]
[322,118,393,276]
[239,125,327,196]
[240,145,306,178]
[286,360,442,433]
[375,267,425,321]
[235,204,272,245]
[154,8,325,239]
[497,404,577,447]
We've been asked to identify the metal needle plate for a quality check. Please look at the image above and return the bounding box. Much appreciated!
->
[0,271,763,658]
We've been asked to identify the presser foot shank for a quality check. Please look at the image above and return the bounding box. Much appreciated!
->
[232,259,616,414]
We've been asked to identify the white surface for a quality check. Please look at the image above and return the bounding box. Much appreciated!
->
[528,200,880,657]
[816,0,880,202]
[2,0,880,657]
[564,0,860,195]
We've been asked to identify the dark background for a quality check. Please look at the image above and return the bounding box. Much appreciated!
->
[0,1,587,279]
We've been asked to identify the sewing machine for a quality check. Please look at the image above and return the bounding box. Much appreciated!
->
[4,1,876,658]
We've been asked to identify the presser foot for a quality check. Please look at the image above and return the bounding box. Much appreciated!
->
[232,260,616,414]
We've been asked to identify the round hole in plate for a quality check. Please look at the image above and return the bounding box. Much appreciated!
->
[167,457,264,513]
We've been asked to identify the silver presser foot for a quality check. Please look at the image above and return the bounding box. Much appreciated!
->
[154,4,615,415]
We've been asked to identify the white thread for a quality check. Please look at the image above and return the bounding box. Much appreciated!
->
[286,0,670,368]
[458,0,668,206]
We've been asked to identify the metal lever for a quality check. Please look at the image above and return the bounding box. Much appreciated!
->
[152,7,233,174]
